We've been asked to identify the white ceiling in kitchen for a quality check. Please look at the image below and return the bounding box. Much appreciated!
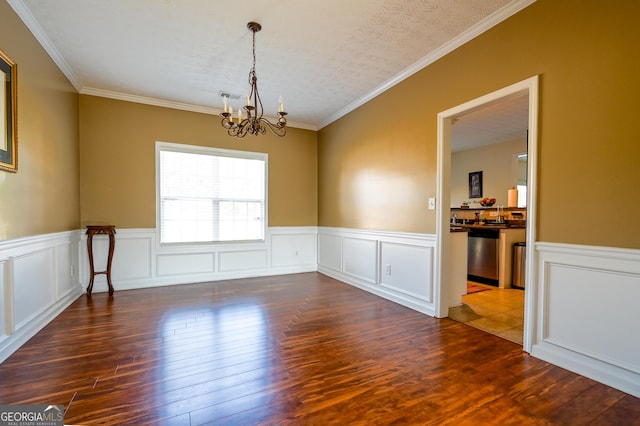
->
[452,93,530,152]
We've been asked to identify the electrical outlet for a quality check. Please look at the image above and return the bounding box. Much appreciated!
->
[385,264,391,275]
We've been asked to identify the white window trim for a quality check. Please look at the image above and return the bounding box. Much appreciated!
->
[155,141,269,248]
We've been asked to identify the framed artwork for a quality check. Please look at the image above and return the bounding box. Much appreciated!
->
[0,49,17,172]
[469,171,482,198]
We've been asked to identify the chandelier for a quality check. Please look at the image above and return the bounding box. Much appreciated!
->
[220,22,288,138]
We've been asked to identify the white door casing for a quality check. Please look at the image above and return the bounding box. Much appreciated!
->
[434,76,539,353]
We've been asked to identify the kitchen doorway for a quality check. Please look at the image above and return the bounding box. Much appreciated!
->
[434,76,539,352]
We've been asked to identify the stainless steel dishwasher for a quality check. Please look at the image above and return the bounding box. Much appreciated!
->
[467,228,500,285]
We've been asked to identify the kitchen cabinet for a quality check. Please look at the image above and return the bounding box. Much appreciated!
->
[498,228,526,288]
[449,229,469,307]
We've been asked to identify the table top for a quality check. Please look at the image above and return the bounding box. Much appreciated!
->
[86,225,116,234]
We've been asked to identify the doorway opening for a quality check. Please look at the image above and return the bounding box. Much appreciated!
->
[434,76,538,352]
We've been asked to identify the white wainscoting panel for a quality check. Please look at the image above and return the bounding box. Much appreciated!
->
[380,242,433,303]
[546,265,639,372]
[532,242,640,398]
[0,231,83,363]
[218,250,267,272]
[318,227,436,316]
[13,249,55,329]
[343,237,378,284]
[157,253,215,277]
[318,233,342,272]
[270,228,317,268]
[55,242,75,298]
[0,261,5,340]
[112,236,153,281]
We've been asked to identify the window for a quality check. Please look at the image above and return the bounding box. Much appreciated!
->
[157,142,267,244]
[516,153,527,207]
[517,184,527,208]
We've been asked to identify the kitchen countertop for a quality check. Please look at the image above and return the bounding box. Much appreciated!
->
[450,226,470,232]
[450,222,525,231]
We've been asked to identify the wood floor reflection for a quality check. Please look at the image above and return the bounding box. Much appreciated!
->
[0,273,638,425]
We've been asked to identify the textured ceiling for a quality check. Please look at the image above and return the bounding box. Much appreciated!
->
[452,93,530,152]
[9,0,533,143]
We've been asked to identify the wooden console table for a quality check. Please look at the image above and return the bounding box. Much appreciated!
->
[86,225,116,297]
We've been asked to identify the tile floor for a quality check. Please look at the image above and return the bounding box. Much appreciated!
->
[448,283,525,345]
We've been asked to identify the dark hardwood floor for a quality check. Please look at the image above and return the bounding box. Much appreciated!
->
[0,272,638,425]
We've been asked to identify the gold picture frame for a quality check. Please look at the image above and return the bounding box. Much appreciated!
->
[0,49,17,172]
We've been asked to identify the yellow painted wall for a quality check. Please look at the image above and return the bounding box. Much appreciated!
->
[319,0,640,249]
[0,2,80,240]
[79,96,317,229]
[451,138,527,208]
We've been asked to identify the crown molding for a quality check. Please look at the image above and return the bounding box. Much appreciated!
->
[318,0,537,129]
[8,0,83,91]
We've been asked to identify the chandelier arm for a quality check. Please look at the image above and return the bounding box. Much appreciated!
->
[220,114,234,130]
[260,117,287,137]
[233,120,249,138]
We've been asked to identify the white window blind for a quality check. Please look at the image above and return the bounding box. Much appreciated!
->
[158,144,266,243]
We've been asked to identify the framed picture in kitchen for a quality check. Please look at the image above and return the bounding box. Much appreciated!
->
[0,49,17,172]
[469,171,482,198]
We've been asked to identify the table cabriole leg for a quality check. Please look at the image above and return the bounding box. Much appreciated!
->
[106,232,115,295]
[87,232,95,297]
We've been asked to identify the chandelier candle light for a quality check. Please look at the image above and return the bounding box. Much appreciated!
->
[220,22,288,138]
